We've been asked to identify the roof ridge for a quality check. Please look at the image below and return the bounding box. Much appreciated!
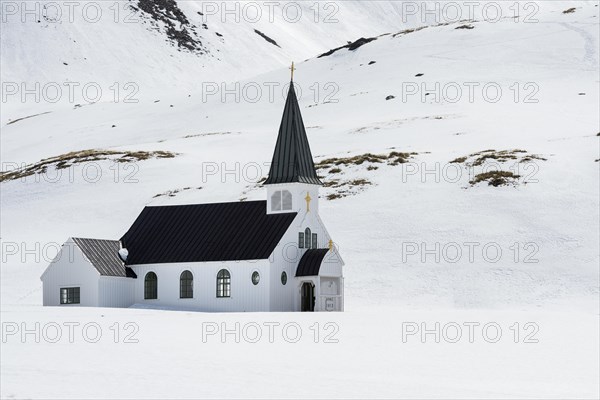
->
[144,200,267,208]
[72,237,120,243]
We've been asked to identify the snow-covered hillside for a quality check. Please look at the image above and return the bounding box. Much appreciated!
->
[1,1,599,398]
[0,0,585,120]
[1,0,424,121]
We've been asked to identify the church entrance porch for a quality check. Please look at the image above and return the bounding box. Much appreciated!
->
[318,277,343,311]
[301,282,315,312]
[295,247,344,312]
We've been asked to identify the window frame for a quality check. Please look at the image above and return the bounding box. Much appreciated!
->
[60,287,80,304]
[282,190,292,210]
[271,190,293,212]
[144,272,158,300]
[271,191,282,212]
[305,228,312,249]
[298,232,305,248]
[251,271,260,286]
[312,233,318,249]
[179,270,193,299]
[217,269,231,298]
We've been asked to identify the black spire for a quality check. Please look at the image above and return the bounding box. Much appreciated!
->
[264,83,322,186]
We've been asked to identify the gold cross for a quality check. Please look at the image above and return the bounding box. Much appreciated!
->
[304,191,312,212]
[290,62,296,81]
[328,239,334,251]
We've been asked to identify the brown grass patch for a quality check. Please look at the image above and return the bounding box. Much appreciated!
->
[450,149,546,188]
[317,150,417,199]
[1,149,177,182]
[470,171,520,187]
[450,157,467,164]
[153,186,201,198]
[452,149,538,167]
[316,151,417,170]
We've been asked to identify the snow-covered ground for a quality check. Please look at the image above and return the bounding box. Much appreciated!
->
[1,1,599,398]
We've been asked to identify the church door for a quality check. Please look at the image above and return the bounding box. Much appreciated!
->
[301,282,315,312]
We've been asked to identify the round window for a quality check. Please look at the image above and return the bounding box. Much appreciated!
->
[252,271,260,285]
[281,271,287,285]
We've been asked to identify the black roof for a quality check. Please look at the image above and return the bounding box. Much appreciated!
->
[72,238,137,278]
[264,83,322,186]
[296,249,330,277]
[120,201,297,265]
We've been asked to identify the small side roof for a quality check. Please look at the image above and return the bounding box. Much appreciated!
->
[296,249,330,277]
[72,238,137,278]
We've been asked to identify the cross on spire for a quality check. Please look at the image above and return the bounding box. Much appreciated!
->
[290,62,296,81]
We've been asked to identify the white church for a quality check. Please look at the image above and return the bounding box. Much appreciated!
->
[41,72,345,312]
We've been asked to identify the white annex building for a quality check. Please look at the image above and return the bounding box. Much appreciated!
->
[41,77,344,312]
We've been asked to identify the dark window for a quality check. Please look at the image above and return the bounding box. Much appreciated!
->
[60,287,80,304]
[299,232,305,248]
[252,271,260,285]
[281,271,288,285]
[180,270,193,299]
[217,269,231,298]
[312,233,318,249]
[144,272,158,300]
[305,228,311,249]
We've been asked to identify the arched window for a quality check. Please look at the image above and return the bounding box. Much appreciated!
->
[305,228,312,249]
[271,190,293,211]
[282,190,292,210]
[271,191,282,211]
[217,269,231,298]
[180,270,193,299]
[144,272,157,300]
[281,271,288,285]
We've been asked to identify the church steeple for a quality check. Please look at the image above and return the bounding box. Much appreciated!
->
[264,66,322,186]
